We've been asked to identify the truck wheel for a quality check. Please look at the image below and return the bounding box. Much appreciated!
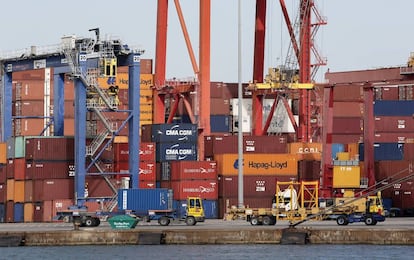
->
[250,217,259,226]
[262,216,272,225]
[364,216,375,225]
[185,216,196,226]
[158,216,170,226]
[336,215,349,226]
[84,217,94,227]
[92,217,101,227]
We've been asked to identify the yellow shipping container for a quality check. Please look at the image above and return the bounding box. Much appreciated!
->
[214,153,297,176]
[7,179,14,201]
[24,203,34,222]
[288,142,322,161]
[336,152,350,161]
[140,74,154,90]
[333,165,361,188]
[140,95,153,104]
[0,142,6,164]
[14,180,25,203]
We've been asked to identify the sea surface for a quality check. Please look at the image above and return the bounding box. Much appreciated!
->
[2,244,413,260]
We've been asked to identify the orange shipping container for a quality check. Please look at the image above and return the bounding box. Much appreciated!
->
[288,142,322,160]
[13,118,49,136]
[214,153,297,176]
[0,142,6,164]
[7,179,14,201]
[24,203,34,222]
[14,180,25,203]
[64,118,75,136]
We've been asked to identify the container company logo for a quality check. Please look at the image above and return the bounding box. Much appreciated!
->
[233,159,288,170]
[163,124,194,141]
[166,144,194,160]
[183,182,217,193]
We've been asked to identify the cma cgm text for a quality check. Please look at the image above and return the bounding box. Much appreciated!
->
[165,130,194,136]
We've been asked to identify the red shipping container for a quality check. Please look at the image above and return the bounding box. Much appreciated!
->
[204,135,288,158]
[6,200,14,222]
[25,137,75,160]
[333,85,363,101]
[114,161,156,181]
[332,117,363,134]
[298,160,321,181]
[375,116,414,132]
[24,180,33,202]
[375,86,399,101]
[332,134,363,144]
[33,201,44,222]
[33,179,74,201]
[51,199,73,222]
[170,161,218,181]
[375,160,413,182]
[374,132,414,143]
[26,161,75,180]
[404,143,414,160]
[42,200,53,222]
[139,180,156,189]
[170,179,218,200]
[333,101,364,117]
[0,183,6,203]
[218,175,296,198]
[85,177,117,198]
[0,165,6,184]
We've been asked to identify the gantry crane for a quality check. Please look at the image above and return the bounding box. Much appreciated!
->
[251,0,326,141]
[153,0,211,160]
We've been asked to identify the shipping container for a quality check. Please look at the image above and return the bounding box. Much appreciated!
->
[374,132,414,143]
[375,116,414,132]
[331,134,363,144]
[85,177,117,198]
[218,175,295,198]
[214,153,297,176]
[33,202,44,222]
[332,117,363,134]
[298,160,321,181]
[156,142,198,161]
[374,85,399,101]
[374,100,414,116]
[25,137,75,160]
[204,135,288,158]
[210,115,231,133]
[24,180,33,202]
[170,179,218,200]
[113,161,156,181]
[288,142,322,161]
[6,136,25,159]
[6,179,14,201]
[139,180,157,189]
[13,118,50,136]
[42,200,53,222]
[101,142,156,162]
[117,188,171,214]
[14,202,24,222]
[13,100,52,117]
[331,143,345,160]
[142,123,198,143]
[210,98,231,115]
[375,160,414,182]
[6,158,26,180]
[333,102,364,117]
[0,184,6,203]
[333,84,363,101]
[6,200,13,222]
[0,143,6,164]
[24,202,34,222]
[170,161,218,181]
[0,203,4,222]
[333,165,361,188]
[14,180,25,203]
[325,67,402,85]
[26,161,75,180]
[359,143,404,161]
[33,179,74,201]
[404,143,414,160]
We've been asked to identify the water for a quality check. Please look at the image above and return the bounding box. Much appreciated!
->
[1,244,413,260]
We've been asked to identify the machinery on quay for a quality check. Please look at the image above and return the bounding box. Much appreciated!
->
[117,188,205,226]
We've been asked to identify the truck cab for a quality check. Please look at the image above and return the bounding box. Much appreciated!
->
[185,197,205,225]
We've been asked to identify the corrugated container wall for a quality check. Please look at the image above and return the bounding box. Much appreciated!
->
[117,188,171,214]
[25,137,74,160]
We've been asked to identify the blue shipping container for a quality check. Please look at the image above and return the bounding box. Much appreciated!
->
[174,200,218,219]
[156,142,198,161]
[151,124,198,143]
[13,203,24,223]
[359,143,404,161]
[331,143,345,160]
[118,188,172,215]
[374,100,414,116]
[0,203,4,223]
[211,115,231,133]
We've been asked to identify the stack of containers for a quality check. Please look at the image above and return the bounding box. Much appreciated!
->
[210,82,232,133]
[12,69,54,137]
[104,141,157,189]
[4,136,76,222]
[371,97,414,215]
[0,143,7,222]
[288,142,322,181]
[141,123,198,163]
[331,84,364,144]
[208,135,297,218]
[169,161,219,219]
